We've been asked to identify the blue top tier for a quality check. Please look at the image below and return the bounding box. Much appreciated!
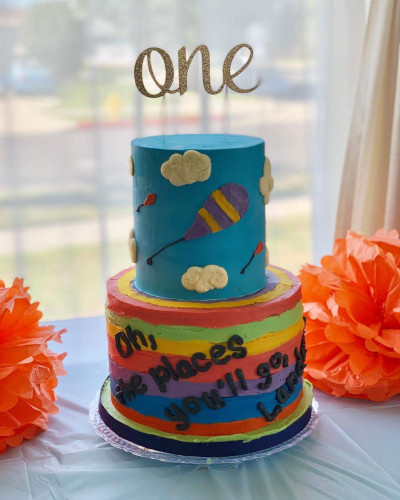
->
[131,134,267,301]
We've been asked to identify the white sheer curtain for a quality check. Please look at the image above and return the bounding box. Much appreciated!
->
[312,0,366,261]
[335,0,400,238]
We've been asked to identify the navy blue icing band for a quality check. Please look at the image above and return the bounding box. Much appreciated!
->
[109,375,303,424]
[98,398,312,458]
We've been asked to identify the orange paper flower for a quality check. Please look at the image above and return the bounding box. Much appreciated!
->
[299,229,400,401]
[0,279,66,453]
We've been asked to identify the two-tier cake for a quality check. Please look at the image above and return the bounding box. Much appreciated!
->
[97,134,313,458]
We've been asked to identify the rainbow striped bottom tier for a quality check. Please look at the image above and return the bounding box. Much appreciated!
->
[100,265,313,458]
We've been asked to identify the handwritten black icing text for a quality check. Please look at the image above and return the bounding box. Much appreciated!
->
[114,325,157,358]
[149,335,247,392]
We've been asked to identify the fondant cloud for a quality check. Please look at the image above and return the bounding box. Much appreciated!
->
[259,157,274,204]
[181,265,228,293]
[130,156,134,176]
[129,228,137,263]
[161,150,211,187]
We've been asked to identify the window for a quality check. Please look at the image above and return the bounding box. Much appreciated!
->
[1,0,320,320]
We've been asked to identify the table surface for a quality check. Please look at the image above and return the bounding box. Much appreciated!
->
[1,316,399,500]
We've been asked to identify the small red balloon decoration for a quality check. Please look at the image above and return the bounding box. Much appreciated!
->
[241,241,265,275]
[299,229,400,401]
[254,241,265,255]
[0,279,66,453]
[136,193,157,213]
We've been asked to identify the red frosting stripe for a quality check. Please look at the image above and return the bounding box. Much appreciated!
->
[106,267,301,328]
[108,328,304,382]
[110,390,303,436]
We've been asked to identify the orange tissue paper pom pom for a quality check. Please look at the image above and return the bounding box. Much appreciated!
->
[299,229,400,402]
[0,279,66,454]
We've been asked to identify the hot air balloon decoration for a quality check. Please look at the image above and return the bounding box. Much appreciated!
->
[147,183,249,265]
[240,241,264,274]
[136,193,157,213]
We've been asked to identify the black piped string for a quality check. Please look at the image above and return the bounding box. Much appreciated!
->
[147,237,185,265]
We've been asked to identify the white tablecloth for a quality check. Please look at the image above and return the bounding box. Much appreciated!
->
[1,316,399,500]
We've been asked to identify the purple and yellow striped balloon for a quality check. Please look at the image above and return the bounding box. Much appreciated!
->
[147,183,248,265]
[184,183,249,240]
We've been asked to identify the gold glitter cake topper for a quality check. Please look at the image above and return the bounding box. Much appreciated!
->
[134,44,259,98]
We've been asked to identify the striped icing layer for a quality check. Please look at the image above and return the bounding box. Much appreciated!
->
[106,266,302,328]
[100,378,313,443]
[107,329,304,381]
[109,358,297,398]
[105,300,303,343]
[106,316,304,358]
[109,375,303,424]
[110,389,303,436]
[104,264,309,448]
[117,267,290,309]
[99,399,312,457]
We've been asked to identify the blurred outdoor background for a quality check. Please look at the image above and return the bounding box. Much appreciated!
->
[1,0,334,320]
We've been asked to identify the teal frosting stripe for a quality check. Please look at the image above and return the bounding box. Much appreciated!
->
[106,301,303,342]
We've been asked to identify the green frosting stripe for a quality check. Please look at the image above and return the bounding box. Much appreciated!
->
[106,301,303,343]
[100,379,313,444]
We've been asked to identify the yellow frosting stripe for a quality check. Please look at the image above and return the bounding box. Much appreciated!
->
[106,317,303,357]
[100,378,313,443]
[116,266,293,309]
[198,207,221,233]
[211,190,240,223]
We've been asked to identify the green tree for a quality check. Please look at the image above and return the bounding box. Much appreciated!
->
[22,1,84,82]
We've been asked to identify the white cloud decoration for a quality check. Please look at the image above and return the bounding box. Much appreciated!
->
[181,265,228,293]
[259,157,274,204]
[161,150,211,187]
[129,228,137,263]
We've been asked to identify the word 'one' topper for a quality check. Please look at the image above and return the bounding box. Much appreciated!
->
[134,44,259,98]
